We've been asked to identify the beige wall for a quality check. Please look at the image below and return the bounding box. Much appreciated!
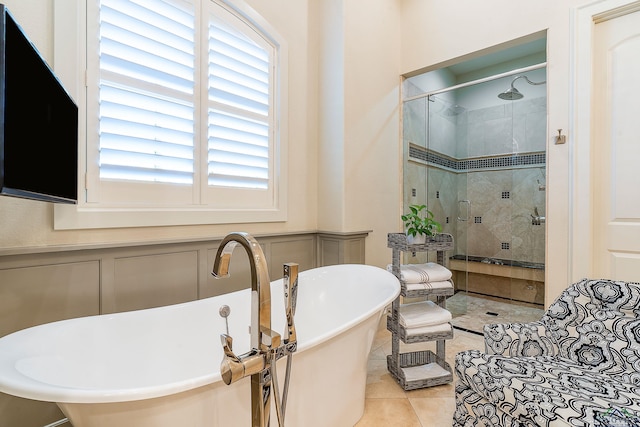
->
[0,0,320,251]
[1,0,632,302]
[343,0,402,268]
[314,0,403,266]
[399,0,600,304]
[316,0,346,233]
[0,0,403,270]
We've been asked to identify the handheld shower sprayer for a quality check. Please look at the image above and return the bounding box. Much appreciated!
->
[273,263,299,426]
[281,263,298,402]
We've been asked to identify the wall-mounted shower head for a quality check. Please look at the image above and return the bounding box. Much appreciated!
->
[498,86,523,100]
[498,75,546,101]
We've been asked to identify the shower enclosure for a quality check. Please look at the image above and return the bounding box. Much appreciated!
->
[402,65,547,331]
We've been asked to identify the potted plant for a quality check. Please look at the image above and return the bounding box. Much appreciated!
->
[401,204,442,244]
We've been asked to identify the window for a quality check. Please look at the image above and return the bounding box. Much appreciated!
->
[53,0,288,229]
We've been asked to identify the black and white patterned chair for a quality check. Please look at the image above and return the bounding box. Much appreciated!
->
[454,278,640,427]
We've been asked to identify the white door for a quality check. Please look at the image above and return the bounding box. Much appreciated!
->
[592,6,640,281]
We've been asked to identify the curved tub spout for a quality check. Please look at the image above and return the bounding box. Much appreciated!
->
[212,232,274,352]
[212,232,281,427]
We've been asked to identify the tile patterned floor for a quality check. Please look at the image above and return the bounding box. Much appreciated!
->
[447,292,544,334]
[355,292,544,426]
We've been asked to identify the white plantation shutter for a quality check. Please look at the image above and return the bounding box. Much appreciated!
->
[208,17,271,189]
[90,0,278,211]
[98,0,196,185]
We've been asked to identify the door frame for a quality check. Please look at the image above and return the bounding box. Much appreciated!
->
[570,0,640,281]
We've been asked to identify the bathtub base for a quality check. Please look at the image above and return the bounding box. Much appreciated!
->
[58,381,251,427]
[58,313,380,427]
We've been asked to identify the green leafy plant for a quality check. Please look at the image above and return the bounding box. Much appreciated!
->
[401,204,442,238]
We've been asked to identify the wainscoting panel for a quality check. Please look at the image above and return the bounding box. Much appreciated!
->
[0,261,100,337]
[106,250,200,313]
[317,231,369,266]
[0,260,100,427]
[269,236,316,277]
[318,238,341,266]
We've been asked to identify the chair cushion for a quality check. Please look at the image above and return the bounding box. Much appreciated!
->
[455,349,640,426]
[541,279,640,377]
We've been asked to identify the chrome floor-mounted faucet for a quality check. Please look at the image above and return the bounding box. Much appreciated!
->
[212,232,298,427]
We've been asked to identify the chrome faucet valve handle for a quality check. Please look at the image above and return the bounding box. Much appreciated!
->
[219,334,266,386]
[283,263,299,351]
[221,334,235,359]
[220,334,243,385]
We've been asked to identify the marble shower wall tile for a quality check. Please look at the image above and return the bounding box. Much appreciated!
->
[453,168,546,264]
[464,97,547,157]
[403,96,547,265]
[426,96,463,159]
[403,97,427,217]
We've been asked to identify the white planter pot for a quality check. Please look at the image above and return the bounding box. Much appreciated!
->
[407,234,426,245]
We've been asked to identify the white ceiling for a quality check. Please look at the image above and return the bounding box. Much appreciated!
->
[447,38,547,76]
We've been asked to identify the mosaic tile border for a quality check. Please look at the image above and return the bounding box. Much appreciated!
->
[409,145,545,171]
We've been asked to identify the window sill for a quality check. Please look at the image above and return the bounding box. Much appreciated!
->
[53,204,286,230]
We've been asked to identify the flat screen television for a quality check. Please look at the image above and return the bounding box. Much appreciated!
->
[0,4,78,204]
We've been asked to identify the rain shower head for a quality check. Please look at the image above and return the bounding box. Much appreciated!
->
[498,75,546,101]
[498,86,523,100]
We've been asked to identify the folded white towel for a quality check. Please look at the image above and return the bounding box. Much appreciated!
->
[404,322,451,337]
[387,262,452,284]
[398,301,452,328]
[405,280,453,293]
[403,362,450,382]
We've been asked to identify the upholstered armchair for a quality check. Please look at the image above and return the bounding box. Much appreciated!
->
[454,278,640,426]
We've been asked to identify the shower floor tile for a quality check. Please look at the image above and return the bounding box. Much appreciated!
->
[447,292,544,335]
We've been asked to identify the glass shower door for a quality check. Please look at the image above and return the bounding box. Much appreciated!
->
[404,71,548,333]
[429,95,471,329]
[447,73,547,330]
[423,95,471,324]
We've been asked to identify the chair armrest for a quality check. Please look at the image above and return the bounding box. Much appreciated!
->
[483,320,557,357]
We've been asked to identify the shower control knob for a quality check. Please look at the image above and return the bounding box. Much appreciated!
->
[219,305,230,318]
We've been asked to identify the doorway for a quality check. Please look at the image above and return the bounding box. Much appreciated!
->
[402,39,547,333]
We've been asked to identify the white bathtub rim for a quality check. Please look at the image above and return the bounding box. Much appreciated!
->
[0,264,399,404]
[0,301,227,404]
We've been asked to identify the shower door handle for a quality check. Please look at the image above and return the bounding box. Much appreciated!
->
[457,200,470,222]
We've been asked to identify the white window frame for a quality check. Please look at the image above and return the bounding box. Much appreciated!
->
[53,0,288,230]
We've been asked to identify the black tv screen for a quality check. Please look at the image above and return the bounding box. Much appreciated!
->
[0,4,78,204]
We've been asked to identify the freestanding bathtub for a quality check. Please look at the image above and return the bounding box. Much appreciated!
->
[0,264,399,427]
